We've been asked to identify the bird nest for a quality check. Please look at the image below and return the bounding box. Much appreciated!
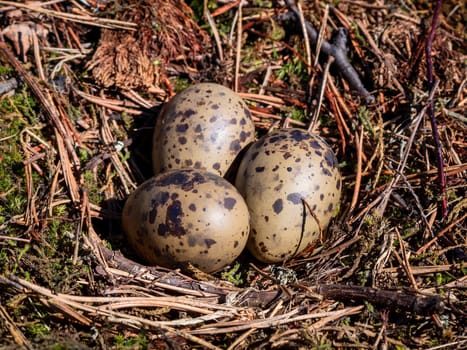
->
[0,1,465,349]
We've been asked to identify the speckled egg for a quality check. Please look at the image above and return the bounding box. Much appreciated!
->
[122,169,250,273]
[152,83,255,177]
[235,128,342,263]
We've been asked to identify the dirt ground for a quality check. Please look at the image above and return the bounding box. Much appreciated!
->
[0,0,465,349]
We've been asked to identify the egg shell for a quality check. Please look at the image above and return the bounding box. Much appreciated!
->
[152,83,255,177]
[122,169,250,273]
[235,128,342,263]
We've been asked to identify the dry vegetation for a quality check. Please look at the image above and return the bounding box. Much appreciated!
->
[0,0,465,349]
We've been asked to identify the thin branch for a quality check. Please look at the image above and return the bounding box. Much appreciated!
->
[234,2,243,92]
[205,9,224,62]
[350,126,364,211]
[315,284,443,316]
[425,0,448,219]
[283,0,375,103]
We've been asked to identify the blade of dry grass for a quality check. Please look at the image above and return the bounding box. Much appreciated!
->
[0,304,33,350]
[234,2,243,93]
[0,0,137,30]
[1,275,224,349]
[191,306,363,335]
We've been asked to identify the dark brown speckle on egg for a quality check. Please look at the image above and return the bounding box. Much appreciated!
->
[321,164,332,176]
[205,238,216,248]
[224,197,236,210]
[273,198,283,214]
[230,140,241,152]
[286,193,302,204]
[184,109,196,117]
[176,123,189,132]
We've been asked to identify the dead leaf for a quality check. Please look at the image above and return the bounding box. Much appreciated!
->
[2,21,48,62]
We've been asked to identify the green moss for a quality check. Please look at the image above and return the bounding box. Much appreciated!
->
[221,262,244,286]
[173,77,191,92]
[82,170,104,204]
[47,220,61,245]
[269,18,285,41]
[357,107,376,139]
[119,150,131,163]
[3,87,39,124]
[27,322,50,337]
[187,0,217,22]
[289,107,308,122]
[45,219,74,250]
[0,63,14,76]
[241,49,266,71]
[276,57,308,84]
[350,22,366,47]
[113,333,148,350]
[0,101,30,236]
[66,104,82,121]
[319,114,336,128]
[52,204,67,217]
[0,247,11,274]
[251,1,274,8]
[121,111,133,131]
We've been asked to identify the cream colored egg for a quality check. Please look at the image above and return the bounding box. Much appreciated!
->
[235,128,342,263]
[122,169,250,273]
[153,83,255,177]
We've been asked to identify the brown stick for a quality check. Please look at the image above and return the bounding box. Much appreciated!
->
[283,0,375,103]
[425,0,448,219]
[91,242,445,316]
[314,284,443,316]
